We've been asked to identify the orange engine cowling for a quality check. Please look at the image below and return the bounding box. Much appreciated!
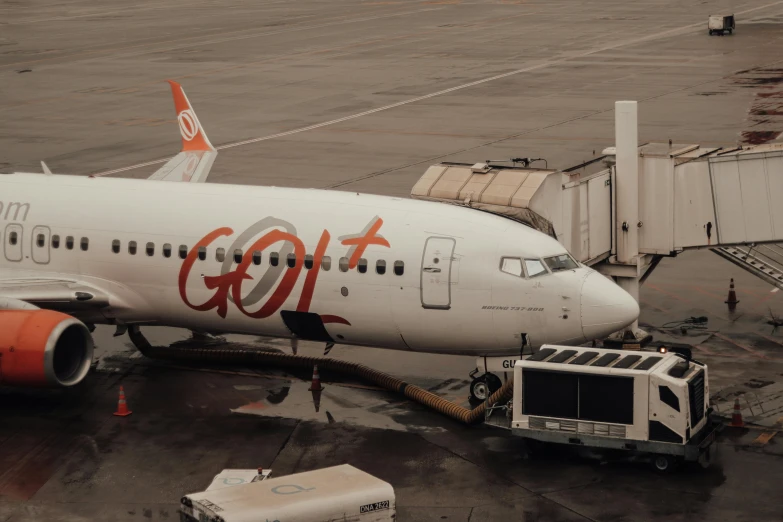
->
[0,309,94,387]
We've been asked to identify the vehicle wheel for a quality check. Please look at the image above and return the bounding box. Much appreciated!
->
[728,28,733,34]
[651,455,679,473]
[708,29,713,35]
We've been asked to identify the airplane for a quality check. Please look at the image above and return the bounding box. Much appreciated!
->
[0,81,639,401]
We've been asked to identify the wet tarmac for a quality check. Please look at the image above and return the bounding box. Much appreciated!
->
[3,0,783,520]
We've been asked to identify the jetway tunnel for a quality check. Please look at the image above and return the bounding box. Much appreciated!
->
[411,102,783,343]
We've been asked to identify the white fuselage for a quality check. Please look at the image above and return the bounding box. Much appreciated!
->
[0,173,638,356]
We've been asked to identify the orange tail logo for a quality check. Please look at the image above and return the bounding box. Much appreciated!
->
[167,80,215,152]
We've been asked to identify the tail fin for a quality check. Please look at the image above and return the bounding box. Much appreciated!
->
[168,80,215,152]
[148,80,217,183]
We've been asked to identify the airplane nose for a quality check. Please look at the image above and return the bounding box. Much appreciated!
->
[580,272,640,341]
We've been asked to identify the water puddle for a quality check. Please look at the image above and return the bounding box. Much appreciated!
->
[230,382,448,433]
[731,68,783,145]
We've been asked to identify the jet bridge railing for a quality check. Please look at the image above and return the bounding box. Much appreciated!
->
[712,244,783,290]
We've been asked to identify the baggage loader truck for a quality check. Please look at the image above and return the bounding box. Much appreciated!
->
[490,345,720,472]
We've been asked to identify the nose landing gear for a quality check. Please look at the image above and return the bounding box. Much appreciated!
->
[469,371,503,403]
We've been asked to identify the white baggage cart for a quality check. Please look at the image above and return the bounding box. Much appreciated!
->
[181,464,395,522]
[708,14,735,35]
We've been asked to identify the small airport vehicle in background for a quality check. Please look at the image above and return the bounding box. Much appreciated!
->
[180,464,395,522]
[708,14,735,35]
[486,345,721,472]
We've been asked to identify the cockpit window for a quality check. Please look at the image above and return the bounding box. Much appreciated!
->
[500,257,523,277]
[544,254,578,272]
[525,259,547,277]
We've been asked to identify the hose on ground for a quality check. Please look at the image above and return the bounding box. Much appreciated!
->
[129,327,513,425]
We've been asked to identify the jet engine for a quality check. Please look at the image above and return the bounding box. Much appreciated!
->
[0,309,94,387]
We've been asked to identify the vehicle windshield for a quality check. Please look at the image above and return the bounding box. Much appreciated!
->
[544,254,578,272]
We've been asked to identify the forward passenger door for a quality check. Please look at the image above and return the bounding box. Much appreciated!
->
[420,236,455,309]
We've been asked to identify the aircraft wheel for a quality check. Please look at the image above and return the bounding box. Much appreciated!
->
[469,373,502,402]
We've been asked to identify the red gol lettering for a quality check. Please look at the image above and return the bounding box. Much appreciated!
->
[178,217,389,324]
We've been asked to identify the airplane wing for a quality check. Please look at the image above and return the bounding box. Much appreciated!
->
[0,277,111,311]
[147,80,217,183]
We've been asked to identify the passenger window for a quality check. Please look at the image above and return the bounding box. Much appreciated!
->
[339,257,349,272]
[66,236,74,250]
[304,254,314,270]
[198,247,207,261]
[80,237,89,251]
[524,259,547,277]
[287,253,296,268]
[146,242,155,256]
[322,256,332,271]
[112,240,120,254]
[394,260,404,276]
[659,385,680,412]
[544,253,578,272]
[500,257,523,277]
[163,243,172,258]
[9,231,17,245]
[129,241,137,255]
[270,252,279,267]
[179,245,188,259]
[216,248,225,262]
[357,258,368,274]
[376,259,386,275]
[52,235,60,249]
[252,251,262,266]
[234,249,243,264]
[37,234,45,248]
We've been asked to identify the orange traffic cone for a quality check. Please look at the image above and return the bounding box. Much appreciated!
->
[730,398,744,427]
[311,389,322,413]
[725,278,740,310]
[113,385,133,417]
[308,365,323,392]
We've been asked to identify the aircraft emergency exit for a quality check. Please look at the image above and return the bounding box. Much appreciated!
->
[0,81,639,395]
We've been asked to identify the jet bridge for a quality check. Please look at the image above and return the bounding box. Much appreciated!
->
[411,101,783,344]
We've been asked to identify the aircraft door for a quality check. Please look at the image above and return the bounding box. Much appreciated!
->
[3,223,23,262]
[421,236,455,309]
[31,226,51,264]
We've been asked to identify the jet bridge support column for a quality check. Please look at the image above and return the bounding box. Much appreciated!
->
[604,101,650,348]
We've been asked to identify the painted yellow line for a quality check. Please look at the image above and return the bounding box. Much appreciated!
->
[752,431,778,446]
